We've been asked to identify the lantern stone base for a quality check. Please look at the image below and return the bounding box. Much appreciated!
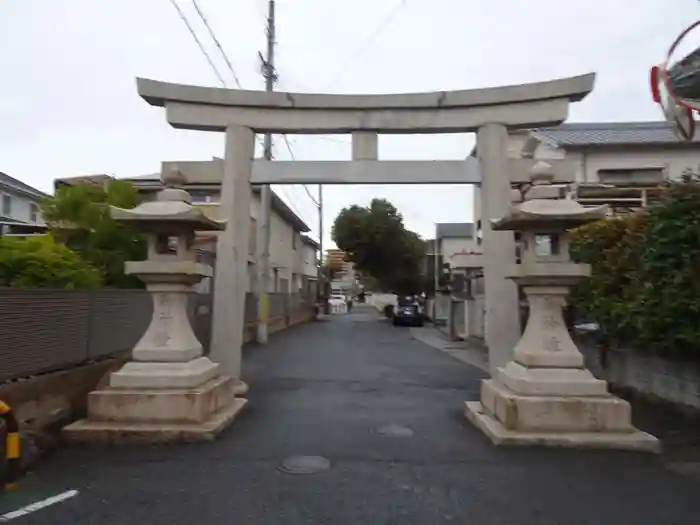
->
[63,375,247,445]
[234,380,249,396]
[465,379,660,453]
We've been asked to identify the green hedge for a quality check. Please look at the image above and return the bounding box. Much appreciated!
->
[569,173,700,358]
[0,235,103,289]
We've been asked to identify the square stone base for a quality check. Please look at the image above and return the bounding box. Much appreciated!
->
[465,401,660,453]
[481,379,633,433]
[63,375,247,445]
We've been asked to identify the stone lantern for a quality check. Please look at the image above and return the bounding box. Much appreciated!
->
[465,161,659,452]
[64,168,247,444]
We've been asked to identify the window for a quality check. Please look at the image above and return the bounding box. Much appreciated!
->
[597,168,664,186]
[29,203,39,223]
[189,190,221,203]
[292,232,298,251]
[2,194,11,216]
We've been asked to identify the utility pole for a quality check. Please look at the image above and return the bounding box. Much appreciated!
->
[318,184,328,314]
[433,233,439,320]
[256,0,277,344]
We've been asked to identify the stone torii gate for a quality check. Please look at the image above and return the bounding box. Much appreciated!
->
[136,73,595,391]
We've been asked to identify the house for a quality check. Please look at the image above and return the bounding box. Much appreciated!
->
[54,169,318,296]
[481,121,700,213]
[324,248,354,277]
[428,223,484,338]
[435,223,481,270]
[0,172,48,236]
[299,235,320,299]
[323,248,358,294]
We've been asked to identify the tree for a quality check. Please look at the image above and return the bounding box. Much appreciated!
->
[331,198,426,294]
[41,180,146,288]
[0,235,103,288]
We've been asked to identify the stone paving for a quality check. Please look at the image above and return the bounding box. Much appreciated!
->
[4,305,700,524]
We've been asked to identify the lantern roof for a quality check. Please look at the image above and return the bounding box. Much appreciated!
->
[110,167,226,232]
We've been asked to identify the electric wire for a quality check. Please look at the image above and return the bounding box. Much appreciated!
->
[191,0,244,88]
[167,0,227,87]
[282,132,319,208]
[326,0,409,90]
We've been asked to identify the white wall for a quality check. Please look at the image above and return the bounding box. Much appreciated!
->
[196,190,305,294]
[301,243,318,278]
[565,148,700,184]
[440,237,481,267]
[0,189,43,224]
[505,130,700,184]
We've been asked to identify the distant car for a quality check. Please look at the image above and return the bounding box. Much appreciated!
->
[392,296,423,327]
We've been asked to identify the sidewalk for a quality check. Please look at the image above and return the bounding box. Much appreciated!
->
[410,324,489,372]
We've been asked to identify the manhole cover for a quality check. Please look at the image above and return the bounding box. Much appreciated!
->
[278,455,331,475]
[375,424,414,437]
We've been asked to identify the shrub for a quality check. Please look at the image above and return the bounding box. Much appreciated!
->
[569,173,700,357]
[0,235,103,289]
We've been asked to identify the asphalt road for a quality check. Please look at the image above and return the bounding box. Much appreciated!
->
[5,305,700,524]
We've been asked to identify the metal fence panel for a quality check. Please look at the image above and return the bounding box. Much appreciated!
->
[88,290,152,360]
[268,293,287,318]
[0,289,91,382]
[0,287,309,383]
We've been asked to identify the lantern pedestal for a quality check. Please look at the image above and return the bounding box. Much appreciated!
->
[465,286,659,452]
[63,377,247,445]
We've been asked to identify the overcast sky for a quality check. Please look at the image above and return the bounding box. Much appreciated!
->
[1,0,698,247]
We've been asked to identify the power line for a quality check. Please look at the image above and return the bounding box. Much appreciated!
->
[191,0,244,88]
[282,135,296,160]
[279,186,309,221]
[280,135,320,208]
[326,0,409,90]
[302,185,320,208]
[167,0,227,87]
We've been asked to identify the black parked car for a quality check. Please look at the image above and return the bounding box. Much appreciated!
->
[392,296,423,327]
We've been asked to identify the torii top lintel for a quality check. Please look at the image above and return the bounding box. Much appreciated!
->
[136,73,595,134]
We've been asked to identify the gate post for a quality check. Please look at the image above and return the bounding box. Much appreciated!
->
[210,125,256,395]
[477,123,521,375]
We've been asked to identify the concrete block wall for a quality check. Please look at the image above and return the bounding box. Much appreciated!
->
[604,350,700,410]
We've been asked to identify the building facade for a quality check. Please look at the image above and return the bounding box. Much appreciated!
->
[472,121,700,219]
[0,172,47,235]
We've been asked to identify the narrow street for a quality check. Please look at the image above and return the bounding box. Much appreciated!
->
[4,305,700,524]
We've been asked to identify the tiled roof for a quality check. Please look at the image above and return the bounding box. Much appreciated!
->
[301,235,320,248]
[436,222,474,239]
[120,176,311,233]
[532,121,700,148]
[0,172,48,199]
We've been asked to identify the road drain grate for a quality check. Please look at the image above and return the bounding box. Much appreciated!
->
[278,456,331,475]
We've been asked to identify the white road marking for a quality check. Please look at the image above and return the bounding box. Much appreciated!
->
[0,490,79,521]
